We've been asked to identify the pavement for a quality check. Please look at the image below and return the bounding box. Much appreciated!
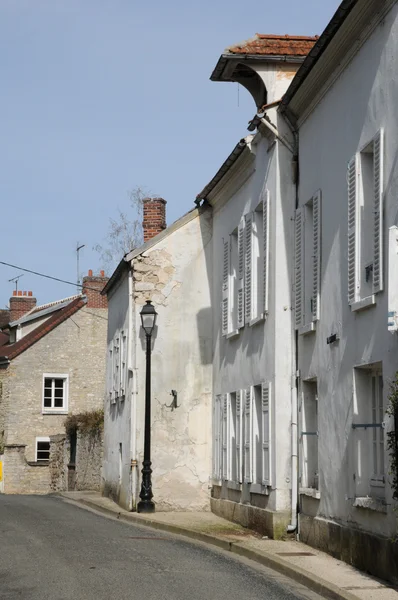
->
[58,491,398,600]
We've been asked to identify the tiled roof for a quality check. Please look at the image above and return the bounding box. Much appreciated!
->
[0,297,85,361]
[29,294,80,316]
[227,34,318,57]
[0,332,9,346]
[0,309,10,328]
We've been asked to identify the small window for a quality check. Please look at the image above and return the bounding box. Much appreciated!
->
[300,380,319,490]
[36,437,50,462]
[43,375,68,413]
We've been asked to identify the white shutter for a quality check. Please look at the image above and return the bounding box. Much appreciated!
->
[261,382,272,486]
[236,390,243,483]
[120,333,127,396]
[222,394,229,480]
[312,191,321,321]
[222,240,229,336]
[237,219,245,329]
[213,396,222,479]
[263,190,270,315]
[113,337,120,399]
[295,208,305,329]
[245,214,253,323]
[244,388,253,483]
[348,156,359,304]
[373,129,384,293]
[108,348,114,403]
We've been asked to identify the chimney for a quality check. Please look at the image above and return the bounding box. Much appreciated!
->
[82,270,109,308]
[142,197,167,243]
[9,291,37,323]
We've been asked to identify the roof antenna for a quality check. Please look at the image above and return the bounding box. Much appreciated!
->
[76,242,85,292]
[8,274,23,293]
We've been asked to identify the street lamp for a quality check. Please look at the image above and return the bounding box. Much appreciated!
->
[137,300,157,513]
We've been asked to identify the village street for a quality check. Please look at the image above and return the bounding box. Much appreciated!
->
[0,495,322,600]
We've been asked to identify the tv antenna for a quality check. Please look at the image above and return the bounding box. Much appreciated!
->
[9,274,24,293]
[76,242,85,292]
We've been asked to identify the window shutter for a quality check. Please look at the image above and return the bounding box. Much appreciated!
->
[295,208,305,329]
[113,338,120,399]
[244,388,253,483]
[213,395,222,479]
[348,156,359,304]
[373,129,384,294]
[261,382,272,486]
[312,191,321,321]
[237,219,245,329]
[222,394,229,480]
[109,348,114,402]
[120,333,127,395]
[245,214,253,324]
[222,240,229,336]
[263,190,270,315]
[236,390,243,483]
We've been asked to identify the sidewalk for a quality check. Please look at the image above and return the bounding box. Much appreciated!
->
[58,491,398,600]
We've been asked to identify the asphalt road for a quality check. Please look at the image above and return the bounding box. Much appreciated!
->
[0,495,322,600]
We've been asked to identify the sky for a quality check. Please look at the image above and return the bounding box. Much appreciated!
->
[0,0,338,309]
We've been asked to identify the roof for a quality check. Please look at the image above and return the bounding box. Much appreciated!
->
[0,296,86,362]
[0,332,9,346]
[9,295,80,327]
[0,309,10,329]
[227,34,319,57]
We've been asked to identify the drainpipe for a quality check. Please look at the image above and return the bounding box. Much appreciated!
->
[128,267,138,511]
[281,108,300,535]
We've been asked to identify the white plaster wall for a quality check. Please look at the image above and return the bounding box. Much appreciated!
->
[102,271,133,510]
[133,209,213,511]
[247,61,301,106]
[297,4,398,536]
[211,133,295,512]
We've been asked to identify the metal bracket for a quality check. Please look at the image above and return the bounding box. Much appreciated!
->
[164,389,179,411]
[301,431,318,436]
[352,423,385,430]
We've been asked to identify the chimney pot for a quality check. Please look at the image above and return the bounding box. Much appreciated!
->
[13,290,17,297]
[100,270,105,277]
[23,291,27,296]
[17,291,22,297]
[28,291,32,297]
[88,269,93,277]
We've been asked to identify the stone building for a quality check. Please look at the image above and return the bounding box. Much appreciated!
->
[0,271,108,494]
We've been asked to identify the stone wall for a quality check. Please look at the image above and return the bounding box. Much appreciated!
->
[3,444,50,494]
[49,434,69,492]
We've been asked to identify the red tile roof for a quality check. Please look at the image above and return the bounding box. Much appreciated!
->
[0,297,85,361]
[227,34,318,57]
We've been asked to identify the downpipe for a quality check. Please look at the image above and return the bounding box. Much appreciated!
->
[128,269,139,511]
[287,378,298,533]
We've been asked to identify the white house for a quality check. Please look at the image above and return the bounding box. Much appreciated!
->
[278,0,398,581]
[102,198,213,511]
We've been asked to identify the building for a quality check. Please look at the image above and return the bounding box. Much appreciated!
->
[102,198,213,511]
[0,271,108,494]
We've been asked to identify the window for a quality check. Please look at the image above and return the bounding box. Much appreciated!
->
[113,337,120,399]
[295,191,321,331]
[229,230,239,332]
[36,437,50,462]
[348,130,384,306]
[353,365,385,498]
[120,332,127,398]
[213,395,222,480]
[245,191,269,325]
[300,380,319,491]
[243,383,272,487]
[42,375,68,413]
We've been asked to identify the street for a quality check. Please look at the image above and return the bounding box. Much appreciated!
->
[0,495,323,600]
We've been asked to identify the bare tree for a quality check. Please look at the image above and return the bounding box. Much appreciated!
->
[94,186,149,274]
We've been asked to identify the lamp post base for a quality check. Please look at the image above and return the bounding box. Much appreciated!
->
[137,500,155,513]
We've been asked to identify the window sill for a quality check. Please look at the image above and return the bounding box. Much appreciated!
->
[250,483,270,495]
[226,330,240,340]
[42,410,68,415]
[249,314,265,327]
[227,481,242,491]
[27,461,49,467]
[299,322,316,336]
[353,496,387,513]
[351,295,376,312]
[300,487,321,499]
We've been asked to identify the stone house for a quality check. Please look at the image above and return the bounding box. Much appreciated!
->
[102,198,213,511]
[0,271,108,494]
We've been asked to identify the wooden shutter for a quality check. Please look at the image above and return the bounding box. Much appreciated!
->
[236,390,243,483]
[244,388,253,483]
[222,240,229,336]
[237,219,245,329]
[348,156,359,304]
[222,394,229,480]
[312,191,321,321]
[261,382,272,486]
[373,129,384,294]
[120,333,127,396]
[113,337,120,399]
[213,396,222,479]
[108,348,114,402]
[263,190,270,315]
[245,214,253,324]
[295,208,305,328]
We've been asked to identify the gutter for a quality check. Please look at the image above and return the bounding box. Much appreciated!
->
[195,138,249,204]
[211,53,307,81]
[280,0,359,114]
[128,269,139,511]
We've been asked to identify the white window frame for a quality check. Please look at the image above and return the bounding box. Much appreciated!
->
[35,436,51,462]
[42,374,69,414]
[348,129,384,310]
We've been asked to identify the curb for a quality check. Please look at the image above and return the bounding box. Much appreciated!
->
[59,494,358,600]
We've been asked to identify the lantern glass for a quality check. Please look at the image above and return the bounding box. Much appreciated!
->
[140,300,157,335]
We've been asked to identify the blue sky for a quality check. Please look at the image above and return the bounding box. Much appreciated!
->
[0,0,338,309]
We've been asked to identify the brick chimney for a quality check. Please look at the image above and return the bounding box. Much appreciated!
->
[82,270,108,308]
[9,291,37,323]
[142,197,167,243]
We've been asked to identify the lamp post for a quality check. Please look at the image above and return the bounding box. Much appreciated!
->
[137,300,157,513]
